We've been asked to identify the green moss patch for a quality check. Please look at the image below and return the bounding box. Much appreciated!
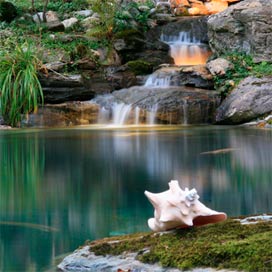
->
[127,60,153,75]
[87,219,272,271]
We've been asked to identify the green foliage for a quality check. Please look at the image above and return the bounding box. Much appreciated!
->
[116,0,154,32]
[0,44,44,127]
[47,0,89,14]
[214,52,272,99]
[87,0,154,41]
[89,219,272,271]
[0,1,17,22]
[88,0,117,40]
[127,60,153,75]
[253,61,272,77]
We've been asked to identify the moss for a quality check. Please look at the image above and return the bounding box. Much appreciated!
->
[114,29,143,40]
[127,60,153,75]
[87,219,272,271]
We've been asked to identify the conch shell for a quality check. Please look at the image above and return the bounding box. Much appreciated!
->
[145,180,227,232]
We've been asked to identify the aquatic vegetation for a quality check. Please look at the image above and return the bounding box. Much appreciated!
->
[0,43,44,126]
[89,219,272,271]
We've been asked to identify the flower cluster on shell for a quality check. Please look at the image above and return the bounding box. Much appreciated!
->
[144,180,227,232]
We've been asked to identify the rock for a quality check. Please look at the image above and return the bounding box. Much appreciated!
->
[58,217,271,272]
[23,102,99,127]
[205,0,228,14]
[33,10,59,23]
[0,125,12,129]
[179,65,214,89]
[111,85,220,124]
[74,10,93,17]
[207,58,234,76]
[105,69,138,90]
[62,17,78,29]
[82,16,100,29]
[39,73,95,103]
[160,16,209,43]
[74,57,97,70]
[113,29,173,66]
[82,67,138,94]
[138,5,151,12]
[45,61,67,72]
[144,65,214,89]
[46,21,65,32]
[57,246,182,272]
[98,48,121,66]
[208,0,272,62]
[216,76,272,124]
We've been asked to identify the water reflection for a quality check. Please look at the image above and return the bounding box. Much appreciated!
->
[0,126,272,271]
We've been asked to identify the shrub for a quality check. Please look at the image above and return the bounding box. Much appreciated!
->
[0,1,17,22]
[0,44,44,127]
[87,0,117,40]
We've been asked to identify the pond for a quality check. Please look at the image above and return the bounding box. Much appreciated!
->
[0,125,272,271]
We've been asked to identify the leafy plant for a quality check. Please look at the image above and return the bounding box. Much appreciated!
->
[0,44,44,127]
[213,53,253,99]
[214,52,272,99]
[87,0,117,41]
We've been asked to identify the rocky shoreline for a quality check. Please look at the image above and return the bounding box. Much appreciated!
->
[58,215,272,272]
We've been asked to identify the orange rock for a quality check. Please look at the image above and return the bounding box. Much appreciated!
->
[170,0,190,7]
[205,0,228,14]
[190,1,209,15]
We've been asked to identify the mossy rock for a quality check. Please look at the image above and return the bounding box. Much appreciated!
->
[0,1,17,23]
[88,218,272,271]
[126,60,153,75]
[114,29,142,40]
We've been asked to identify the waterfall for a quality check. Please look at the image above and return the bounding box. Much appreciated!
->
[88,26,213,126]
[112,103,132,125]
[182,99,188,125]
[144,74,171,87]
[147,104,159,125]
[134,106,141,125]
[161,32,211,66]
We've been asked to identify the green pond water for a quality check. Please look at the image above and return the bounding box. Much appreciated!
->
[0,125,272,271]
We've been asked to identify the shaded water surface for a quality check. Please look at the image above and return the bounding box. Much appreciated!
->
[0,126,272,271]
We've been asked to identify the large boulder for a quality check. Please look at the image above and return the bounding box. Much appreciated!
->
[39,74,95,103]
[95,85,220,124]
[216,76,272,124]
[208,0,272,62]
[22,102,99,127]
[25,85,220,127]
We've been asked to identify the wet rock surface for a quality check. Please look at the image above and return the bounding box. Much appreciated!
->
[23,102,99,127]
[106,86,219,124]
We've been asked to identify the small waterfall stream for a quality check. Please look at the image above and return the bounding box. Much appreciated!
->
[161,32,211,66]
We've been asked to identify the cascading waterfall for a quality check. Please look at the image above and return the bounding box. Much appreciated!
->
[161,32,211,65]
[90,30,212,126]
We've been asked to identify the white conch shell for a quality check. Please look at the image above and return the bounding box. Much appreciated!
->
[144,180,227,232]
